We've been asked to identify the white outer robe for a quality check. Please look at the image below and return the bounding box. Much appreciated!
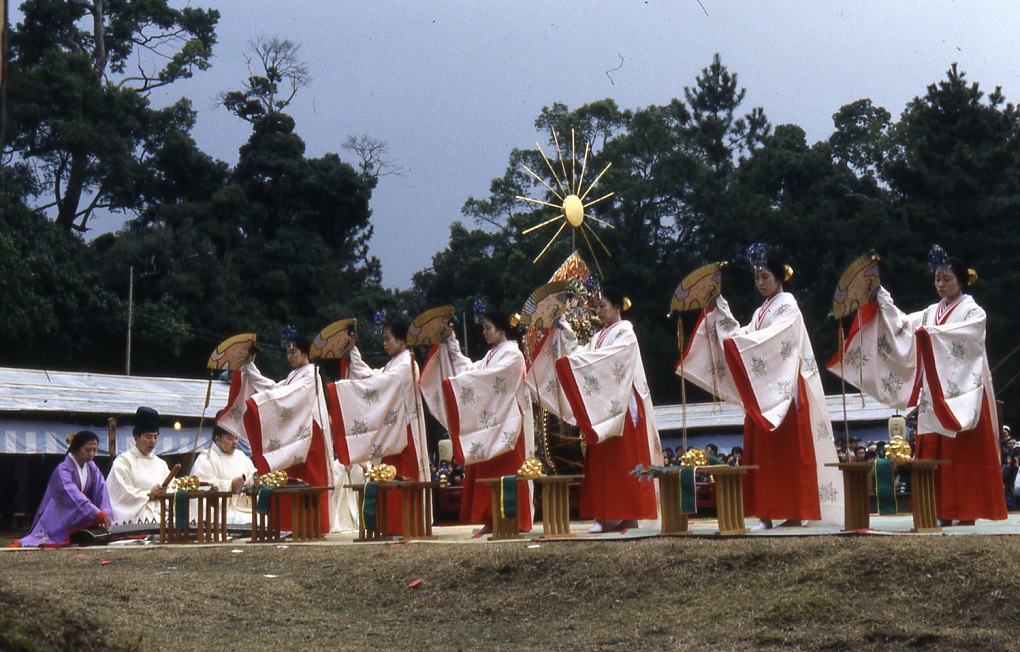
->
[421,335,535,467]
[107,446,171,524]
[327,347,429,482]
[681,293,843,525]
[218,361,351,532]
[190,445,257,525]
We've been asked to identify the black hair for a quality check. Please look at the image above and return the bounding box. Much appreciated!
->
[600,286,626,311]
[384,320,409,343]
[284,335,312,356]
[483,311,513,336]
[761,257,791,286]
[68,430,100,454]
[941,256,971,288]
[212,408,229,439]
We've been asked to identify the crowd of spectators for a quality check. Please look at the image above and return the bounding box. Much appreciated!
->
[661,444,744,468]
[430,460,466,487]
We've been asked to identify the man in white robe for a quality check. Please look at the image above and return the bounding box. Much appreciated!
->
[107,406,171,523]
[191,417,257,525]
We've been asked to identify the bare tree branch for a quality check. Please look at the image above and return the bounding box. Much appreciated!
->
[342,134,404,184]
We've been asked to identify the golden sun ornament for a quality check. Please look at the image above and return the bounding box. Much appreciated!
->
[516,128,615,274]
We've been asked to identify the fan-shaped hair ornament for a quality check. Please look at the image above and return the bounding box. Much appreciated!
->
[310,318,358,360]
[207,333,257,371]
[406,306,456,346]
[832,251,881,320]
[517,281,571,329]
[670,262,727,314]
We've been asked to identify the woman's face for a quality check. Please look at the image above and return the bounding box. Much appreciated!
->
[285,345,309,369]
[482,319,506,346]
[754,269,781,298]
[382,328,406,356]
[596,297,621,325]
[934,267,963,302]
[73,440,98,466]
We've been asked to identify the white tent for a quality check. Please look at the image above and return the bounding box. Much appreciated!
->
[0,367,232,455]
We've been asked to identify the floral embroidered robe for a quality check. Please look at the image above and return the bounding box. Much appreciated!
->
[325,347,429,534]
[420,335,534,530]
[682,293,843,524]
[828,287,1005,521]
[530,319,662,523]
[217,361,340,532]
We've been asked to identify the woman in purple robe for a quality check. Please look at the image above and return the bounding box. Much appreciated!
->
[14,430,113,548]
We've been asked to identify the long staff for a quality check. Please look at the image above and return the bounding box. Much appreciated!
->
[187,377,213,471]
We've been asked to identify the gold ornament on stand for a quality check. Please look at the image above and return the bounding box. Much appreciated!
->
[170,476,200,492]
[679,448,709,467]
[259,470,290,488]
[886,437,913,462]
[365,464,398,482]
[518,458,545,479]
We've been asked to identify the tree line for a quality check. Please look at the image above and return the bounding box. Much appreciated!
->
[2,3,1019,421]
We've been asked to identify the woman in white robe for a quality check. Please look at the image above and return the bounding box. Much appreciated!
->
[680,257,842,529]
[828,249,1005,524]
[217,333,347,532]
[527,287,662,533]
[325,321,429,535]
[420,311,534,533]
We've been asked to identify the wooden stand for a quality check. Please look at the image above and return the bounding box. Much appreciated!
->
[345,482,438,542]
[650,469,688,535]
[478,477,525,541]
[157,490,232,544]
[704,466,757,536]
[533,475,582,538]
[250,486,328,543]
[825,462,875,532]
[896,460,947,533]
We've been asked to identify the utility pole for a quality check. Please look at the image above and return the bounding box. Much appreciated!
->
[125,266,134,375]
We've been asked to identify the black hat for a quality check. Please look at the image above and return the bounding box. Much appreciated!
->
[132,407,161,437]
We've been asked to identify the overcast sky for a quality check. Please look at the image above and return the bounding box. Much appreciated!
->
[87,1,1020,288]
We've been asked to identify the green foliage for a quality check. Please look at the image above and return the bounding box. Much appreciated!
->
[0,170,124,371]
[4,0,220,231]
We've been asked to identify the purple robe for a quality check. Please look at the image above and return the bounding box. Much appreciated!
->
[16,455,113,548]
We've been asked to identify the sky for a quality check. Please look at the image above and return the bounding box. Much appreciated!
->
[85,1,1020,289]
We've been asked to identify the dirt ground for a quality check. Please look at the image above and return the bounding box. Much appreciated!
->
[3,534,1020,651]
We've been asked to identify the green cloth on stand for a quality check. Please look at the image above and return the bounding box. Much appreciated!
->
[874,458,898,516]
[500,476,517,519]
[257,486,274,515]
[679,467,696,514]
[363,482,379,531]
[174,490,189,530]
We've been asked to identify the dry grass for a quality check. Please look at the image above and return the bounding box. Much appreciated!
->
[3,535,1020,651]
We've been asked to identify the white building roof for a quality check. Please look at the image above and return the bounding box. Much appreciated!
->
[0,367,231,418]
[653,393,900,432]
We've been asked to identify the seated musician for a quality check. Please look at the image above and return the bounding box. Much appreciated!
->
[107,407,171,523]
[191,411,256,524]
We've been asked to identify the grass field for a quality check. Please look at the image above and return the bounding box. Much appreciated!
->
[3,533,1020,651]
